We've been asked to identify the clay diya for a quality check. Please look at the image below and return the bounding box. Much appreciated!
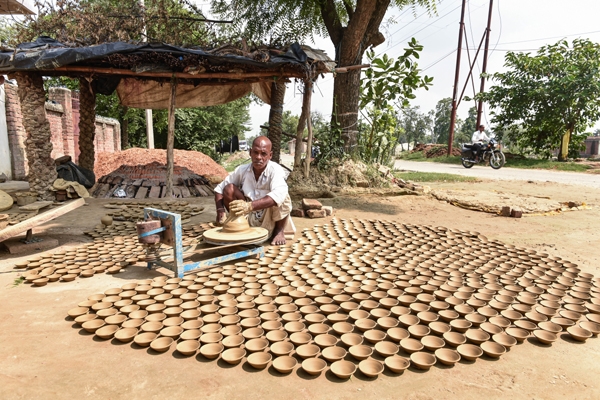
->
[221,348,246,365]
[176,340,200,356]
[302,358,327,376]
[272,356,297,374]
[410,352,437,370]
[566,326,592,342]
[349,344,373,360]
[247,352,272,370]
[358,359,384,378]
[457,344,483,361]
[480,341,506,358]
[532,329,557,345]
[200,343,224,359]
[330,360,358,379]
[435,348,461,366]
[150,337,174,353]
[134,332,157,347]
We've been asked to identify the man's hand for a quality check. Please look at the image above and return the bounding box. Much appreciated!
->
[216,208,227,226]
[230,200,253,216]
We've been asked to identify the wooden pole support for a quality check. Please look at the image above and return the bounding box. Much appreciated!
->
[165,78,177,198]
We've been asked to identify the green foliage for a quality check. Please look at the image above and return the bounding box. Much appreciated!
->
[432,97,452,144]
[0,17,16,44]
[393,171,478,182]
[478,39,600,160]
[457,106,477,144]
[14,0,216,47]
[359,40,433,164]
[262,110,303,153]
[397,106,432,149]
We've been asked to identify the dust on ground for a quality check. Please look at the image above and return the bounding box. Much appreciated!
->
[1,178,600,399]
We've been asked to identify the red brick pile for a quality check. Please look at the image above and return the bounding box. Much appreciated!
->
[291,199,333,219]
[94,148,227,180]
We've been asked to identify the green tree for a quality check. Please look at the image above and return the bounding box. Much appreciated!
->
[359,40,432,163]
[432,97,451,144]
[398,106,431,149]
[458,106,477,144]
[211,0,437,150]
[478,39,600,160]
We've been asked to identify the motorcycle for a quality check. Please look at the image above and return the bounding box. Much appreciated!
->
[461,138,506,169]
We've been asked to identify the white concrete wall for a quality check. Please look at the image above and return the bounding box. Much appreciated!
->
[0,86,11,179]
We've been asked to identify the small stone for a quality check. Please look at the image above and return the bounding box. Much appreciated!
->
[302,198,322,210]
[568,201,582,208]
[510,208,523,218]
[306,209,326,219]
[355,180,369,188]
[321,206,333,216]
[500,206,511,217]
[290,209,305,218]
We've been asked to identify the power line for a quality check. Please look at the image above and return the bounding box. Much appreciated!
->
[422,49,457,71]
[496,29,600,46]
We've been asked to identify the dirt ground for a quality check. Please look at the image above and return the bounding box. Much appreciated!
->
[1,178,600,400]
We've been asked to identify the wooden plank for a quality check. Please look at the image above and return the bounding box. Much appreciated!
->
[160,187,170,198]
[148,186,162,198]
[95,183,111,198]
[135,187,149,199]
[19,201,53,212]
[0,198,85,242]
[188,185,200,197]
[132,179,144,186]
[103,185,116,198]
[194,185,209,197]
[179,186,191,198]
[166,80,177,198]
[171,187,182,198]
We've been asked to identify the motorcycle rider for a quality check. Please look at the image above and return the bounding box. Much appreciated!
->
[471,124,490,162]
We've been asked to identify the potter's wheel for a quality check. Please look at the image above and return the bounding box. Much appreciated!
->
[203,215,269,245]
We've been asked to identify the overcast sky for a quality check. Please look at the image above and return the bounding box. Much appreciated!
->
[224,0,600,137]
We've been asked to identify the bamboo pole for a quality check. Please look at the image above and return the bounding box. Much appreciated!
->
[50,66,306,80]
[304,79,314,178]
[165,78,177,198]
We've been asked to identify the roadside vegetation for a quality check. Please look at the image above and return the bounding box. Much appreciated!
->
[393,171,478,183]
[397,151,593,172]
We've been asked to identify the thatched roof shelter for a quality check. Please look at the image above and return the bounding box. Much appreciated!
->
[0,37,335,199]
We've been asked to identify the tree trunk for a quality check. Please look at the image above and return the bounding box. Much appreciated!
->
[121,106,129,149]
[294,80,312,174]
[78,78,96,171]
[165,80,177,198]
[558,129,571,161]
[14,73,57,200]
[332,68,362,151]
[267,80,286,163]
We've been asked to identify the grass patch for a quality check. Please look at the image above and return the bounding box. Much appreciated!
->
[398,151,592,172]
[12,277,24,287]
[394,171,478,183]
[222,157,250,172]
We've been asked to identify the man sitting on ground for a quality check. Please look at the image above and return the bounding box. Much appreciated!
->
[213,136,295,245]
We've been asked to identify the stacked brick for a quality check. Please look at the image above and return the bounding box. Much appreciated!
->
[4,82,120,181]
[91,162,216,199]
[290,198,334,219]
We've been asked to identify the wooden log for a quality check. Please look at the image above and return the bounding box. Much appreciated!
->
[295,79,313,172]
[0,198,85,242]
[188,185,200,197]
[103,185,116,198]
[135,187,149,199]
[165,79,177,198]
[95,183,111,198]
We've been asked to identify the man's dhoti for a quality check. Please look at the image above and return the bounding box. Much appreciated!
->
[247,194,296,240]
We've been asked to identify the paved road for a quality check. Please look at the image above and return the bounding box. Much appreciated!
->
[394,160,600,189]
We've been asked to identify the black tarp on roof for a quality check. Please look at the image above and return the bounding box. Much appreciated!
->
[0,36,320,75]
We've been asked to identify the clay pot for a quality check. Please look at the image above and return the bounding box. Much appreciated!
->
[95,324,119,340]
[538,321,562,334]
[177,340,200,356]
[141,322,163,333]
[410,352,437,370]
[348,344,373,360]
[242,328,264,340]
[504,327,529,343]
[457,343,483,361]
[222,335,245,348]
[492,333,517,348]
[105,315,127,326]
[272,355,297,374]
[421,335,445,351]
[480,341,506,358]
[134,332,157,347]
[330,360,358,379]
[532,329,557,345]
[200,332,223,344]
[443,331,467,347]
[245,338,269,353]
[268,341,293,357]
[181,320,203,330]
[74,314,97,326]
[82,319,105,333]
[358,359,384,377]
[115,327,138,343]
[566,326,592,342]
[68,307,90,318]
[314,334,338,348]
[435,348,461,366]
[399,338,424,354]
[247,352,272,370]
[199,343,223,359]
[181,329,202,341]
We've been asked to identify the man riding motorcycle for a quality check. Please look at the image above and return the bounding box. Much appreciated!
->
[471,124,490,162]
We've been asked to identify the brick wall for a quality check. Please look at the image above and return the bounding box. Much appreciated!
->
[4,82,121,179]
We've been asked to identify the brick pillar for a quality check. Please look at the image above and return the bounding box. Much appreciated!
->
[49,87,75,160]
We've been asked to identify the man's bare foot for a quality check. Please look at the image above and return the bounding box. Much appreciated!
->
[271,230,286,245]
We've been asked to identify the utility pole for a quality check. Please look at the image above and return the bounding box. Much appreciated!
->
[140,0,154,149]
[476,0,494,128]
[447,0,467,156]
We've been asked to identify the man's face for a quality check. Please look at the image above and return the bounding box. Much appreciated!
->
[479,126,485,131]
[250,140,272,171]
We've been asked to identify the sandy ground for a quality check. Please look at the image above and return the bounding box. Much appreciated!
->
[1,178,600,400]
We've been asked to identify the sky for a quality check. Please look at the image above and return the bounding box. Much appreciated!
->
[198,0,600,137]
